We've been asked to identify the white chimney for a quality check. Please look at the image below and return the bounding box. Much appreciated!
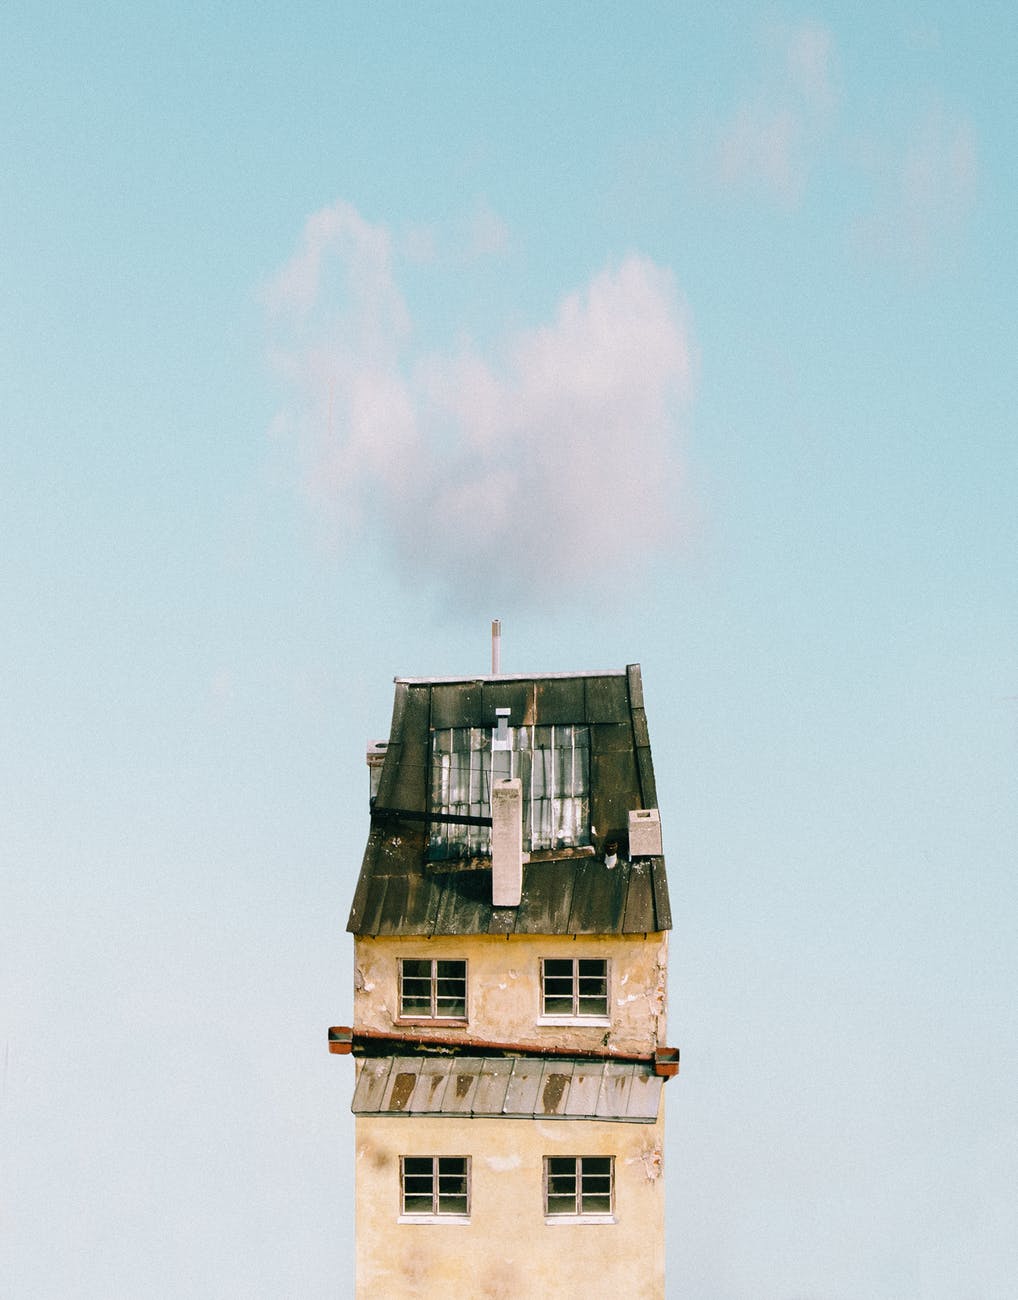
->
[491,778,523,906]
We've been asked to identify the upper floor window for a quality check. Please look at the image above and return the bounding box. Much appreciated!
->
[541,957,609,1019]
[399,958,467,1020]
[400,1156,470,1219]
[544,1156,614,1219]
[429,724,590,861]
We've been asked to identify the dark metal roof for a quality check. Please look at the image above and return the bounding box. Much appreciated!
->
[351,1055,664,1122]
[347,664,671,937]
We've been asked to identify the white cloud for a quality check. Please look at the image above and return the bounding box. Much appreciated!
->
[711,21,837,207]
[707,24,977,265]
[853,105,977,267]
[265,203,695,607]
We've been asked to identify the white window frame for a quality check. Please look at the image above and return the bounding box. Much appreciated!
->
[538,957,610,1025]
[543,1155,615,1224]
[399,1155,471,1223]
[398,957,468,1022]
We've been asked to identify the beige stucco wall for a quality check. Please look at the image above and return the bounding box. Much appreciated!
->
[355,1112,666,1300]
[353,932,668,1057]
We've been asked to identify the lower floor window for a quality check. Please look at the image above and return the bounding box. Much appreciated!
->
[544,1155,614,1217]
[399,958,467,1020]
[400,1156,470,1217]
[542,957,609,1017]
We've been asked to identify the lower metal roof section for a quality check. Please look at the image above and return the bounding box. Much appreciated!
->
[351,1055,663,1123]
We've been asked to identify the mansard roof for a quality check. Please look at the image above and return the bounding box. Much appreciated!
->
[347,664,671,937]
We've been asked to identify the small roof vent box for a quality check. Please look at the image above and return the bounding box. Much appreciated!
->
[628,808,662,856]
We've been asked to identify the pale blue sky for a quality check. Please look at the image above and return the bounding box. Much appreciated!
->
[2,5,1015,1297]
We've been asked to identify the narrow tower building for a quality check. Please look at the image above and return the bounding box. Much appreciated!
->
[330,664,677,1298]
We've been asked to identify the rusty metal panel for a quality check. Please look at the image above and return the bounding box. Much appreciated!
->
[565,1059,604,1117]
[409,1058,454,1113]
[388,681,410,741]
[537,1060,574,1117]
[374,683,409,806]
[387,685,430,812]
[513,859,576,935]
[591,748,641,834]
[441,1059,482,1114]
[626,664,644,710]
[400,871,444,935]
[502,1058,545,1116]
[354,875,391,938]
[487,904,518,936]
[580,858,628,933]
[380,1057,422,1113]
[584,674,629,723]
[535,676,586,725]
[566,857,607,934]
[432,870,492,935]
[650,856,672,931]
[595,721,635,753]
[622,858,656,933]
[374,874,412,935]
[596,1061,636,1119]
[635,743,658,808]
[625,1069,664,1120]
[430,681,482,729]
[347,830,385,933]
[631,707,650,750]
[373,742,402,809]
[351,1057,394,1113]
[371,870,441,936]
[481,679,535,726]
[471,1057,513,1115]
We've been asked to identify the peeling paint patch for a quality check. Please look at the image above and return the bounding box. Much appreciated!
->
[628,1144,663,1181]
[485,1154,521,1172]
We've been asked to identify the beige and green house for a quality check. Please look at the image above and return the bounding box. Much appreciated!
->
[330,664,677,1298]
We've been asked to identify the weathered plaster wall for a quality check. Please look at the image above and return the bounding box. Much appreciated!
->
[353,932,669,1056]
[355,1112,666,1300]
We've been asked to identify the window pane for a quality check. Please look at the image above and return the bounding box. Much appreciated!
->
[435,961,467,1017]
[580,1157,613,1213]
[403,1157,470,1217]
[402,959,467,1019]
[437,1157,469,1215]
[546,1157,578,1215]
[543,958,609,1017]
[400,960,434,1016]
[577,959,608,1016]
[401,1157,434,1214]
[542,959,575,1015]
